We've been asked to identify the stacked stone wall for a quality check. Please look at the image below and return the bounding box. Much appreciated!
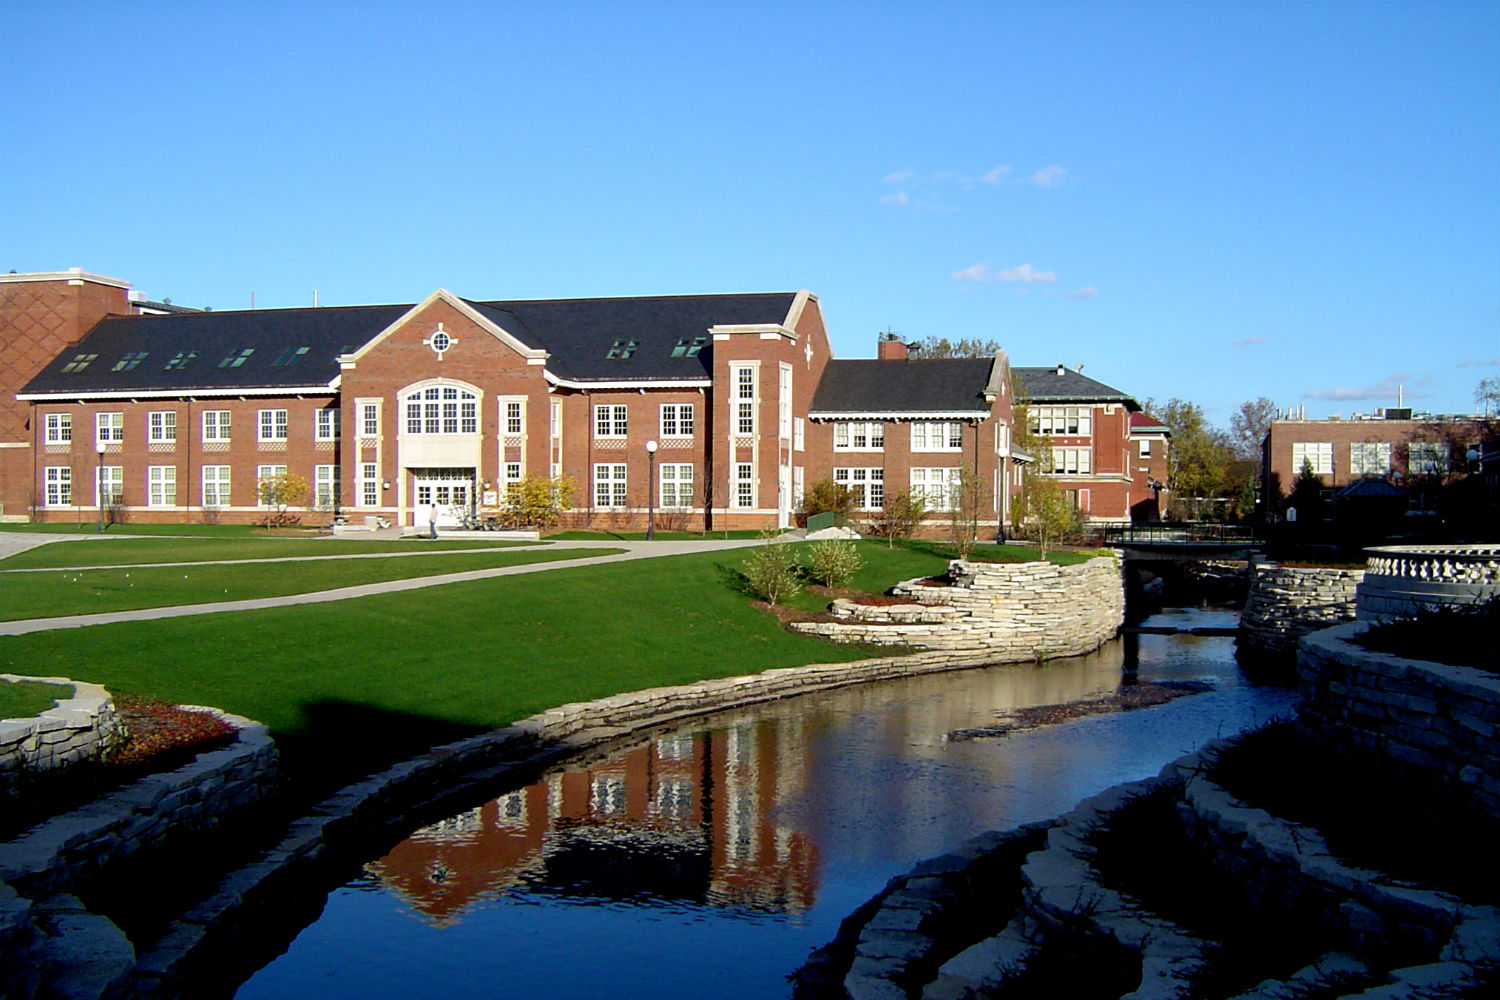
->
[1239,564,1363,656]
[0,675,125,796]
[790,555,1124,664]
[1297,623,1500,821]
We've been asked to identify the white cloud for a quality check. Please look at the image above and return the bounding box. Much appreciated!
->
[951,263,992,282]
[1304,374,1430,402]
[884,169,916,185]
[1457,358,1500,367]
[981,166,1011,184]
[996,263,1057,283]
[1232,336,1269,346]
[1068,286,1098,299]
[879,190,909,207]
[1025,164,1067,187]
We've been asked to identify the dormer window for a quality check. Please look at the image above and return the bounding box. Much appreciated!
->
[272,346,309,367]
[112,352,148,371]
[670,337,706,358]
[61,353,97,373]
[163,351,198,370]
[219,348,254,368]
[606,339,640,359]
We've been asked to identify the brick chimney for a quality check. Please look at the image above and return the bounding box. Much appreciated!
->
[878,338,909,361]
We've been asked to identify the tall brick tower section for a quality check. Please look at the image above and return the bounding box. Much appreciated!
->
[0,269,133,519]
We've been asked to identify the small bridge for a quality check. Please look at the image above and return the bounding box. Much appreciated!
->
[1101,524,1267,563]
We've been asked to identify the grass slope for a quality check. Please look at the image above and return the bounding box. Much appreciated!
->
[0,678,72,720]
[1,537,533,569]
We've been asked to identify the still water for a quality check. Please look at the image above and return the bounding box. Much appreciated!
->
[236,608,1294,999]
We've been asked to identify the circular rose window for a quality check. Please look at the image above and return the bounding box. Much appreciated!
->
[430,331,451,354]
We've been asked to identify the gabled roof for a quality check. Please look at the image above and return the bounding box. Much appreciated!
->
[809,358,996,417]
[1014,366,1138,408]
[1130,411,1169,435]
[20,304,408,398]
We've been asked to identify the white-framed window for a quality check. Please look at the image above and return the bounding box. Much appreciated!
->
[505,400,524,435]
[1066,488,1092,512]
[314,465,340,509]
[779,363,792,440]
[1031,406,1092,436]
[834,467,884,510]
[733,364,756,435]
[316,407,340,441]
[1291,441,1332,476]
[202,466,231,507]
[1349,442,1391,476]
[794,417,804,452]
[147,466,176,507]
[911,467,962,509]
[360,402,380,437]
[1043,447,1093,475]
[504,462,523,492]
[148,411,177,443]
[202,410,230,442]
[258,409,288,442]
[403,385,478,435]
[44,467,71,506]
[96,412,123,446]
[594,404,628,438]
[97,466,123,506]
[834,421,884,451]
[734,463,755,508]
[360,463,379,507]
[660,463,694,507]
[45,413,71,444]
[911,421,964,452]
[594,464,628,508]
[1139,439,1152,457]
[660,403,694,438]
[1408,442,1448,476]
[256,464,287,507]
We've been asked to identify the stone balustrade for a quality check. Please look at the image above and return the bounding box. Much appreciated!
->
[1357,543,1500,620]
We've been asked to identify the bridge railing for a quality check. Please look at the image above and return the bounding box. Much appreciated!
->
[1102,523,1267,546]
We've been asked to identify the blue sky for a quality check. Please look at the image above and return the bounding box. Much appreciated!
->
[5,1,1496,424]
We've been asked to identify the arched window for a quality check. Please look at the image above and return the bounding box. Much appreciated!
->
[403,384,478,435]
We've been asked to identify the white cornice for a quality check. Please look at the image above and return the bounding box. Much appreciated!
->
[344,288,549,365]
[17,384,336,402]
[543,372,713,391]
[808,410,989,421]
[708,323,795,341]
[0,268,132,289]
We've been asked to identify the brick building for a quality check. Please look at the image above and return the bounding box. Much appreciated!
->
[3,269,1156,531]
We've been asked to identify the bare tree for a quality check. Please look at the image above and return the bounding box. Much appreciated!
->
[1229,397,1278,463]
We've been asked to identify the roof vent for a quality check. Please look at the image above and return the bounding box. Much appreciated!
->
[1055,364,1066,376]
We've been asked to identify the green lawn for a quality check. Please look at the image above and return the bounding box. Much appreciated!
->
[0,547,621,620]
[0,543,950,799]
[546,529,767,541]
[2,537,534,569]
[0,522,292,537]
[0,678,73,720]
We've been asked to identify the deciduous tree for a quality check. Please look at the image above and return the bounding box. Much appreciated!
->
[906,336,1005,359]
[256,471,309,528]
[1229,397,1278,463]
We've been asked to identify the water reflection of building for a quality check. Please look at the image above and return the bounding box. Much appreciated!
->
[367,723,821,925]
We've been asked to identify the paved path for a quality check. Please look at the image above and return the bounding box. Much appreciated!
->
[0,536,766,636]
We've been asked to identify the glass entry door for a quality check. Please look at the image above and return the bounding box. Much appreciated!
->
[412,468,474,527]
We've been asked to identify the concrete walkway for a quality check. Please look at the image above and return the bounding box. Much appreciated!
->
[0,536,766,636]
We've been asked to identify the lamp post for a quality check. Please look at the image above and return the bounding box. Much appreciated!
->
[645,439,658,540]
[95,441,106,533]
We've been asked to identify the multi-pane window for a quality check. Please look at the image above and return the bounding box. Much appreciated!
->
[259,409,289,441]
[148,411,177,443]
[1349,442,1391,476]
[834,421,884,450]
[1043,447,1093,475]
[1031,406,1092,436]
[506,401,524,435]
[97,466,123,506]
[1139,439,1152,457]
[794,417,804,451]
[670,337,706,358]
[202,410,230,442]
[163,351,197,370]
[316,408,340,441]
[45,413,71,444]
[44,467,71,506]
[833,468,884,510]
[1408,442,1448,476]
[734,365,756,435]
[61,353,97,373]
[256,465,288,507]
[314,465,340,510]
[96,412,123,445]
[660,403,694,437]
[112,352,148,372]
[147,466,176,507]
[734,463,755,508]
[594,464,628,508]
[505,463,523,492]
[779,364,792,440]
[360,464,379,507]
[361,402,379,437]
[403,386,478,435]
[219,348,253,368]
[1291,441,1332,476]
[202,466,231,507]
[660,464,694,507]
[594,404,628,438]
[911,467,962,509]
[911,421,964,451]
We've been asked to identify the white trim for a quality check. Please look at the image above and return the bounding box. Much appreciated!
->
[18,385,335,402]
[343,288,548,366]
[808,410,987,421]
[708,322,795,341]
[782,290,814,334]
[543,371,712,391]
[0,268,131,289]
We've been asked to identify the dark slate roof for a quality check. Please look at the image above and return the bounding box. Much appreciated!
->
[1013,366,1138,407]
[809,359,996,415]
[470,292,798,383]
[21,304,409,396]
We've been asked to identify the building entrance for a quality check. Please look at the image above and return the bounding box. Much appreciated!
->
[411,468,475,527]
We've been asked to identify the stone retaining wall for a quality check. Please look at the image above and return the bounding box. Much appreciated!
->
[1297,623,1500,821]
[1239,564,1363,657]
[791,555,1125,663]
[0,675,126,795]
